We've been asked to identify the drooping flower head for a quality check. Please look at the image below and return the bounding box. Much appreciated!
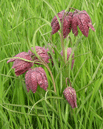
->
[25,67,48,93]
[28,46,50,64]
[7,52,33,76]
[63,87,77,108]
[51,10,73,38]
[60,47,74,69]
[72,10,95,37]
[51,9,95,37]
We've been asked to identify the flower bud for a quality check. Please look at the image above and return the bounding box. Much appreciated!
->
[63,87,77,108]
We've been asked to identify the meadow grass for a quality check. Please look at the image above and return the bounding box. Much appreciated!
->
[0,0,103,128]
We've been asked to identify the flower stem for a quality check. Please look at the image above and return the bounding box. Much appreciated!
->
[60,12,66,63]
[45,63,56,93]
[39,60,56,93]
[69,7,76,12]
[67,35,72,45]
[50,32,52,43]
[66,77,72,87]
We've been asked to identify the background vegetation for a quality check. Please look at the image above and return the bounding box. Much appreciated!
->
[0,0,103,128]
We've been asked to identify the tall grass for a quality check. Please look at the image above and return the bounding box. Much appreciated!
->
[0,0,103,128]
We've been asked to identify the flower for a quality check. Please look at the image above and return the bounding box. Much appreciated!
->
[7,52,33,76]
[72,10,95,37]
[28,46,50,64]
[51,10,73,38]
[60,48,74,69]
[25,67,48,93]
[63,87,77,108]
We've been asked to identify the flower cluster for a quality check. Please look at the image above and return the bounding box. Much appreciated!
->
[51,9,95,38]
[51,9,95,108]
[7,46,74,93]
[7,8,95,109]
[7,46,50,92]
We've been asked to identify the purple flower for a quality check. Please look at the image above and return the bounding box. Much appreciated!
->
[63,87,77,108]
[25,67,48,93]
[72,10,95,37]
[60,48,74,69]
[28,46,50,64]
[7,52,33,76]
[51,10,73,38]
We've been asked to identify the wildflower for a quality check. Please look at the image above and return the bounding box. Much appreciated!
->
[60,48,74,69]
[72,10,95,37]
[63,87,77,108]
[28,46,50,63]
[7,52,33,76]
[51,10,73,38]
[25,67,48,93]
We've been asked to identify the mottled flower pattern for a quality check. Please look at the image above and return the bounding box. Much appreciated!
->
[63,87,77,108]
[28,46,50,63]
[7,52,33,76]
[51,10,73,38]
[72,10,95,37]
[51,10,95,37]
[25,67,48,93]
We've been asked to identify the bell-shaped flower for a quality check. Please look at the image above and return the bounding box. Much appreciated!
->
[63,87,77,108]
[7,52,33,76]
[25,67,48,93]
[60,48,74,69]
[51,10,73,38]
[28,46,50,64]
[72,10,95,37]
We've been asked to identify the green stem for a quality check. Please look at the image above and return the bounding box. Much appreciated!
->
[44,63,56,93]
[60,12,66,63]
[69,7,76,12]
[38,60,56,93]
[50,32,52,43]
[66,77,72,87]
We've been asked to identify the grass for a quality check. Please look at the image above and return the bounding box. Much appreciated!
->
[0,0,103,128]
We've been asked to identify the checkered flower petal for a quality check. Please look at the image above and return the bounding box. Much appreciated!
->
[28,46,50,64]
[63,87,77,108]
[7,52,33,76]
[51,10,73,38]
[72,10,95,37]
[25,67,48,93]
